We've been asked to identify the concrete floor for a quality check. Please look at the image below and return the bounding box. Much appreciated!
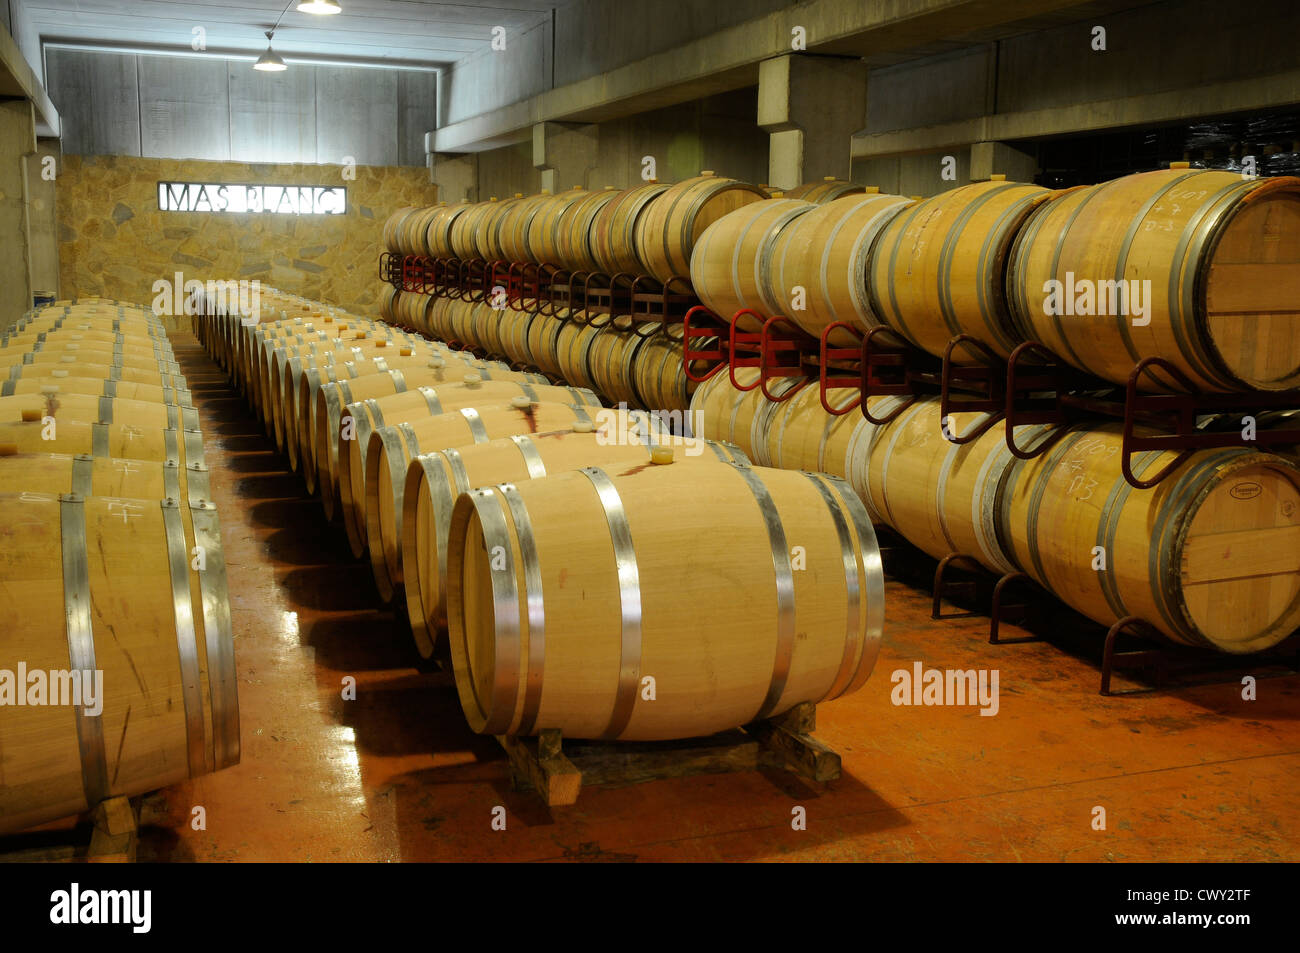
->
[20,332,1298,862]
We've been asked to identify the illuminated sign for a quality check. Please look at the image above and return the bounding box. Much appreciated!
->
[157,182,346,215]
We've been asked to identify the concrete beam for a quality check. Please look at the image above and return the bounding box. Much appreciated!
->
[0,99,36,328]
[852,66,1300,158]
[759,53,866,188]
[969,141,1038,181]
[0,21,59,133]
[432,0,1095,153]
[429,152,478,203]
[532,121,599,192]
[24,139,60,297]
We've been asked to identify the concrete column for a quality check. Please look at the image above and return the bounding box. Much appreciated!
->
[24,138,60,297]
[969,140,1038,182]
[0,99,36,329]
[429,152,479,203]
[532,120,598,193]
[758,54,868,191]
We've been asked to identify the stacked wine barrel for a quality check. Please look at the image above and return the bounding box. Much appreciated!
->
[378,172,780,414]
[0,298,240,836]
[194,287,887,742]
[379,164,1299,659]
[690,367,1300,655]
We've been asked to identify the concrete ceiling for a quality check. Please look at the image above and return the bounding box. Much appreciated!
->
[29,0,566,68]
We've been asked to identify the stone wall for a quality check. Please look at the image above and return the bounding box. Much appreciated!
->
[56,155,436,316]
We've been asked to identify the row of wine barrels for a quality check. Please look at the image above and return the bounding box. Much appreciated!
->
[689,368,1300,654]
[394,289,706,414]
[555,187,621,272]
[869,176,1052,360]
[402,418,749,656]
[5,359,188,392]
[337,376,598,561]
[770,191,915,344]
[636,172,769,285]
[292,345,511,488]
[364,398,602,599]
[196,289,895,740]
[424,204,471,259]
[855,399,1049,576]
[687,366,802,460]
[191,284,524,511]
[312,359,551,518]
[591,182,669,277]
[526,187,591,266]
[385,172,773,288]
[2,371,191,406]
[585,316,648,407]
[0,303,240,836]
[0,408,205,468]
[498,192,554,264]
[448,197,504,261]
[1008,165,1300,392]
[281,344,482,477]
[690,198,816,330]
[382,206,417,254]
[445,459,884,739]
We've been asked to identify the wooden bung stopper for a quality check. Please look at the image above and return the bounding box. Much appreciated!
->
[21,409,42,422]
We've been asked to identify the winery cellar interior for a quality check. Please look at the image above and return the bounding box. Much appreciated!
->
[0,0,1297,867]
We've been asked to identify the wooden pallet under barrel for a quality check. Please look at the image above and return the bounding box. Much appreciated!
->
[0,796,141,864]
[496,702,840,807]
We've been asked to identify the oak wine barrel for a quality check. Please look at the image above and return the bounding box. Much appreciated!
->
[446,462,884,739]
[869,176,1052,360]
[1008,166,1300,392]
[402,418,748,655]
[0,490,238,835]
[635,172,769,285]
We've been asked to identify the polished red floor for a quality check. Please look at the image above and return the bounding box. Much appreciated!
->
[15,332,1298,862]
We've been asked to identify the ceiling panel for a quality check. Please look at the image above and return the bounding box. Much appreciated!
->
[28,0,566,67]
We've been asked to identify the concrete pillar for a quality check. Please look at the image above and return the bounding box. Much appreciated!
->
[0,99,36,329]
[758,54,868,191]
[429,152,478,203]
[970,140,1038,182]
[24,138,60,297]
[532,121,598,193]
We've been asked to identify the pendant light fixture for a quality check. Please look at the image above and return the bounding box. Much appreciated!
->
[253,31,287,71]
[251,0,340,71]
[296,0,342,14]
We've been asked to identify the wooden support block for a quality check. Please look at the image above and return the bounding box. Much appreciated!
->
[497,732,583,808]
[750,704,842,783]
[95,795,137,837]
[88,797,138,863]
[497,706,843,807]
[569,731,762,787]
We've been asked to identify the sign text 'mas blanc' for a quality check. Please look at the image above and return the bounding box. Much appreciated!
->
[158,181,346,215]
